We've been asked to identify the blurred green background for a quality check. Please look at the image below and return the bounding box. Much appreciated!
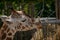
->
[0,0,55,17]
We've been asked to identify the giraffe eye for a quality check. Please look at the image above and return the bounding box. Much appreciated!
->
[21,19,26,22]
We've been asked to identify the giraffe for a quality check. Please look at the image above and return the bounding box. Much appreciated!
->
[0,9,43,40]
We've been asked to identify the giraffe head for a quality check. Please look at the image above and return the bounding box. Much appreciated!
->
[0,8,42,40]
[0,10,32,30]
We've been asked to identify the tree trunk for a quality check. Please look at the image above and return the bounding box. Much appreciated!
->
[55,0,60,19]
[28,2,35,18]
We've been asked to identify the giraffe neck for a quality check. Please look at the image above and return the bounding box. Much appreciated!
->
[0,22,15,40]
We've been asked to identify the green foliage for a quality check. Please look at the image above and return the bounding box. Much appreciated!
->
[0,0,55,17]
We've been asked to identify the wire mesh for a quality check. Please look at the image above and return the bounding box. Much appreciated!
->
[0,0,58,40]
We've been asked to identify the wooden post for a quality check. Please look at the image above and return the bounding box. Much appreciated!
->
[55,0,60,19]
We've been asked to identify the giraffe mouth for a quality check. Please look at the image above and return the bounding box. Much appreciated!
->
[6,21,12,24]
[0,18,3,29]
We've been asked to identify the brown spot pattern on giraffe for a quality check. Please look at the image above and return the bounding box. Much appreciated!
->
[8,32,12,36]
